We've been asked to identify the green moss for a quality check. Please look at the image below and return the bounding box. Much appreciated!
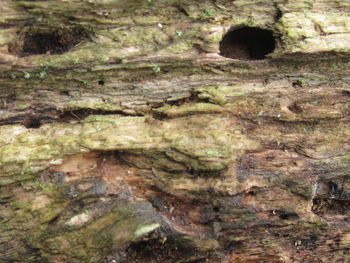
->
[11,200,32,210]
[163,41,193,53]
[152,64,161,73]
[200,25,224,43]
[0,112,261,175]
[195,85,246,105]
[243,17,257,27]
[154,103,226,117]
[66,101,122,112]
[39,206,63,224]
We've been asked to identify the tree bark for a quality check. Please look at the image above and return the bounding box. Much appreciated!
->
[1,0,350,262]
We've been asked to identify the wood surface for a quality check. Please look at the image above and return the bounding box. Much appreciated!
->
[0,0,350,262]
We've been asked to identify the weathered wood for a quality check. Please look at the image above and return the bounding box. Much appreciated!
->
[0,0,350,262]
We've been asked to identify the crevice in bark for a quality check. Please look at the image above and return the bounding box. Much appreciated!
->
[274,5,283,22]
[0,114,52,127]
[273,210,300,220]
[1,88,214,127]
[0,108,137,127]
[166,90,211,106]
[58,109,134,122]
[151,90,213,120]
[219,26,276,60]
[292,80,303,88]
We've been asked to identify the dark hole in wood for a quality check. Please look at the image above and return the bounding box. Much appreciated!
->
[23,116,42,128]
[301,235,318,247]
[123,232,200,262]
[59,90,70,96]
[48,215,60,225]
[219,26,276,60]
[213,206,220,212]
[342,90,350,96]
[288,102,303,113]
[274,210,300,220]
[10,27,87,57]
[98,80,105,86]
[6,94,16,103]
[23,32,62,55]
[313,198,350,215]
[225,241,244,252]
[292,80,303,88]
[247,191,256,197]
[312,179,350,216]
[149,196,167,210]
[274,8,283,21]
[292,235,318,248]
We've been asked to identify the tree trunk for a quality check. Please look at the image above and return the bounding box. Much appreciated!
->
[1,0,350,262]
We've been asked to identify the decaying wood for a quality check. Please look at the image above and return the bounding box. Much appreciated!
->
[0,0,350,262]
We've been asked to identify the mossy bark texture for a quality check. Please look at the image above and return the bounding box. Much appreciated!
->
[1,0,350,262]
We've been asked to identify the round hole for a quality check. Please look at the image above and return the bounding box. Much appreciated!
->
[23,116,41,129]
[219,26,276,60]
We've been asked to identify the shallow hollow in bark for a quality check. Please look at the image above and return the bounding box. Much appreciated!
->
[312,179,350,217]
[219,26,276,60]
[9,26,88,57]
